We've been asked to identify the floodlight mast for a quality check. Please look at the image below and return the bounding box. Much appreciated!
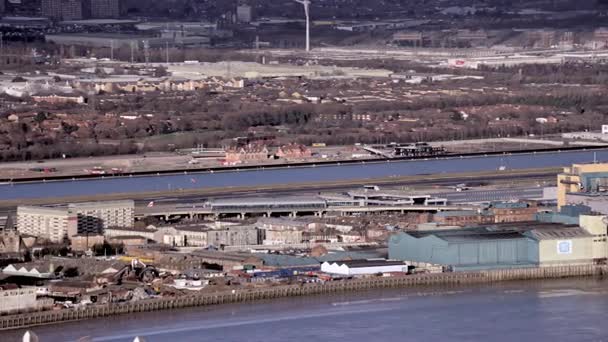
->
[295,0,311,52]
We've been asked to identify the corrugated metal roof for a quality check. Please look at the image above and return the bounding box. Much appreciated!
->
[408,227,527,242]
[439,232,525,242]
[408,221,590,243]
[524,226,592,240]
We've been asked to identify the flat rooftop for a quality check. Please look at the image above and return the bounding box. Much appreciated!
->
[106,226,155,233]
[568,192,608,198]
[209,196,326,206]
[46,33,156,40]
[0,16,49,21]
[59,19,140,25]
[348,189,432,198]
[68,200,134,209]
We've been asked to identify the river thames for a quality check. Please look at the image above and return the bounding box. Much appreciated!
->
[4,278,608,342]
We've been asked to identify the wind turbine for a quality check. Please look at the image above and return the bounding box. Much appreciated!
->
[295,0,311,52]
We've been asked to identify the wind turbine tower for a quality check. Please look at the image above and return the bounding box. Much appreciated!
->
[295,0,311,52]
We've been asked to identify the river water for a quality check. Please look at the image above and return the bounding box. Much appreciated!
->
[4,278,608,342]
[0,149,607,201]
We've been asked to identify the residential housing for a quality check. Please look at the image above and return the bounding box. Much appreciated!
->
[276,144,312,160]
[16,200,134,242]
[224,145,269,164]
[68,200,135,234]
[16,206,77,243]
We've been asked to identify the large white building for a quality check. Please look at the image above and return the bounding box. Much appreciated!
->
[263,230,303,245]
[17,200,134,242]
[16,206,77,243]
[321,260,409,276]
[68,200,135,234]
[0,286,38,314]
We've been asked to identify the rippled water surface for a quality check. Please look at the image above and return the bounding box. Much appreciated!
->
[4,278,608,342]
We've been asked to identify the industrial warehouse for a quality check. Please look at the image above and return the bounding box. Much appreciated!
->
[388,219,605,271]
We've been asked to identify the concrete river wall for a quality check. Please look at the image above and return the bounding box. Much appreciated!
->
[0,265,605,331]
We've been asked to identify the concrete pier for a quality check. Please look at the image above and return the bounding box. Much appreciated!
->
[0,265,604,331]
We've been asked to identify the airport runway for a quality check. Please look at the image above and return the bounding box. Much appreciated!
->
[0,147,598,201]
[0,169,555,210]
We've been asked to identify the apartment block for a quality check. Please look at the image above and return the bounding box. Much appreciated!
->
[41,0,83,20]
[68,200,135,234]
[16,206,77,243]
[17,200,134,242]
[89,0,120,18]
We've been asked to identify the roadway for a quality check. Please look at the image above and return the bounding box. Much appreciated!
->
[135,203,476,220]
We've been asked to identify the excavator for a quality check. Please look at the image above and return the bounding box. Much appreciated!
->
[112,259,159,285]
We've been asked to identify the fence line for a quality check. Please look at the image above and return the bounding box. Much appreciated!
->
[1,264,605,330]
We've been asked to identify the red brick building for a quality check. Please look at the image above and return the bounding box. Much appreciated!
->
[434,210,495,226]
[489,201,538,223]
[276,144,312,160]
[433,202,539,227]
[224,145,269,164]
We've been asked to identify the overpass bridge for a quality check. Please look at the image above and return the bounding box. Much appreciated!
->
[136,202,475,220]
